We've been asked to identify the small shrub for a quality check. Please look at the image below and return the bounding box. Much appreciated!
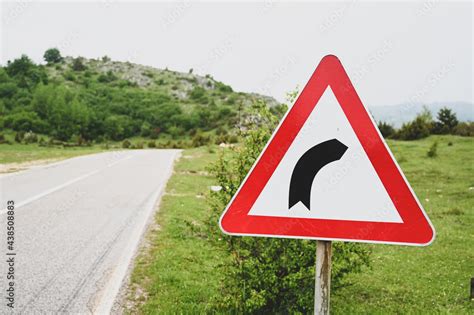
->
[15,131,25,143]
[64,71,76,81]
[148,140,156,148]
[192,131,212,147]
[394,118,431,140]
[215,81,233,93]
[72,57,86,71]
[453,122,474,137]
[393,108,433,140]
[207,100,371,313]
[427,141,438,158]
[23,131,38,144]
[98,70,117,83]
[143,70,154,78]
[134,141,144,149]
[228,134,239,144]
[189,86,207,102]
[122,139,131,149]
[377,121,395,138]
[447,141,453,146]
[207,145,216,153]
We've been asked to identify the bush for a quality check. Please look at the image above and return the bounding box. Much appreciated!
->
[43,48,63,64]
[453,122,474,137]
[4,111,47,133]
[394,109,433,140]
[64,71,76,81]
[432,107,458,134]
[72,57,86,71]
[189,86,207,103]
[23,131,38,144]
[97,70,117,83]
[377,121,395,138]
[122,139,131,149]
[228,134,239,144]
[148,140,156,148]
[15,131,25,143]
[207,100,371,313]
[427,141,438,158]
[192,131,212,147]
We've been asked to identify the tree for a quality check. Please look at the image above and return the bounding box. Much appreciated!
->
[5,55,47,90]
[377,121,395,138]
[43,48,63,64]
[72,57,86,71]
[433,107,458,134]
[6,55,35,77]
[394,107,433,140]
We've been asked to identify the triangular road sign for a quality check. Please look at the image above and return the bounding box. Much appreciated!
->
[219,55,435,246]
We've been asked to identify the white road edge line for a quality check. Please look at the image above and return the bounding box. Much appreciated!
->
[94,151,181,315]
[0,154,134,215]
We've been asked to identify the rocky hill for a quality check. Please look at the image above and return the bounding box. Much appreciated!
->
[0,54,282,143]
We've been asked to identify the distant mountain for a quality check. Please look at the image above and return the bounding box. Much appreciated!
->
[368,102,473,127]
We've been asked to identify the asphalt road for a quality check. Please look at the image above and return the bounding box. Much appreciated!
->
[0,150,180,314]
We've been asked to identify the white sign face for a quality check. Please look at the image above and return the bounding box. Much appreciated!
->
[248,88,402,223]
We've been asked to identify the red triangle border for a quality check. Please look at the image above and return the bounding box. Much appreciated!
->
[219,55,435,246]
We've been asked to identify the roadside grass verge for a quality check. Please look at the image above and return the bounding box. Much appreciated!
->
[0,143,105,164]
[127,135,473,313]
[127,147,229,313]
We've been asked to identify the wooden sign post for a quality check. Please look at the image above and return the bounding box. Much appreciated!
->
[314,240,332,315]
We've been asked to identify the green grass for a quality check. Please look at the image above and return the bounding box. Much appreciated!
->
[0,131,196,165]
[332,135,474,314]
[0,143,105,164]
[129,135,473,314]
[128,146,230,313]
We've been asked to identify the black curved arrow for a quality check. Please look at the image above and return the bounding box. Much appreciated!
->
[289,139,348,210]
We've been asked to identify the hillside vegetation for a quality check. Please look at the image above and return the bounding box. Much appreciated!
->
[0,50,283,144]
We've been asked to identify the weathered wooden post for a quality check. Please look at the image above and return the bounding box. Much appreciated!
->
[314,240,332,315]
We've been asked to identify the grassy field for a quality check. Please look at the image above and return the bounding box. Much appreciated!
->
[0,133,183,165]
[127,135,473,314]
[0,142,106,164]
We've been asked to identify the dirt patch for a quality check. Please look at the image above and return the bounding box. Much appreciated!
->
[0,158,63,174]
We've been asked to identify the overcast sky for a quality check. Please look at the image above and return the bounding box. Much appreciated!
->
[1,1,472,106]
